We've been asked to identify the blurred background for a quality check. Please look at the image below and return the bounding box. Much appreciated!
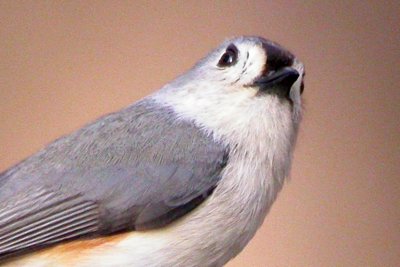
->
[0,1,399,266]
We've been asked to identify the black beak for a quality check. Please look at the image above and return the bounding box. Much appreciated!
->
[253,67,299,99]
[254,67,299,89]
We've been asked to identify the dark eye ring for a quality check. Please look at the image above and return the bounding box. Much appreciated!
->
[217,44,238,67]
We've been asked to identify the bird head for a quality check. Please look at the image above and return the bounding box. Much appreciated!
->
[153,36,305,148]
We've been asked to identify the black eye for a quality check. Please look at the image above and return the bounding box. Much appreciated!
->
[217,44,238,67]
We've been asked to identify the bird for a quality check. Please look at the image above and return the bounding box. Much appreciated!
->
[0,36,305,267]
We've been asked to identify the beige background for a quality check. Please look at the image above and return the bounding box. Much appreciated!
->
[0,1,399,266]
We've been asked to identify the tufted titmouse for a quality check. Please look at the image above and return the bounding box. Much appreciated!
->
[0,36,305,267]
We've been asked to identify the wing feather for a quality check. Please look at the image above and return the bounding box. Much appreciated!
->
[0,99,229,260]
[0,187,98,257]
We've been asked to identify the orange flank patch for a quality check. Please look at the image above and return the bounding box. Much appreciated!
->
[5,232,133,266]
[49,232,130,253]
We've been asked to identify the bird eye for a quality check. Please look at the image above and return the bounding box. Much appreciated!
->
[217,44,238,67]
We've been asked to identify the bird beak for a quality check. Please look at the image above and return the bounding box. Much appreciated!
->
[254,67,299,89]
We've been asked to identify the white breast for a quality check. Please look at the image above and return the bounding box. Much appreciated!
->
[8,84,300,267]
[78,92,298,267]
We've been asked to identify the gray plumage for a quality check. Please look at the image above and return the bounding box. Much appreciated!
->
[0,99,228,258]
[0,36,305,267]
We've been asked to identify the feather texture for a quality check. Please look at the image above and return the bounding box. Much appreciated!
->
[0,100,228,261]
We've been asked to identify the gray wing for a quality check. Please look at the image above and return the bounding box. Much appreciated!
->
[0,99,229,259]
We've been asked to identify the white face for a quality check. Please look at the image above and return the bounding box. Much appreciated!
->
[211,40,270,86]
[153,36,305,149]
